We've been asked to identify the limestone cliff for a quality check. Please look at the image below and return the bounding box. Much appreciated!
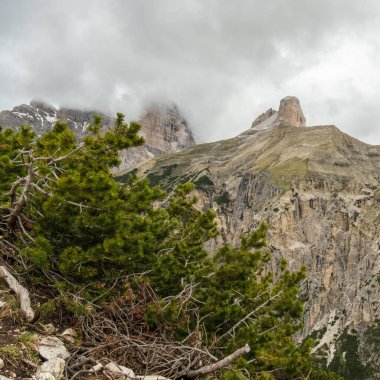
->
[126,96,380,379]
[116,103,195,170]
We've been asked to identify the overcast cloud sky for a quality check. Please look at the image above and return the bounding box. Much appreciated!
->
[0,0,380,144]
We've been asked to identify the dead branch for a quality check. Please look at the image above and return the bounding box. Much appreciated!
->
[186,344,251,378]
[51,143,85,163]
[1,142,89,243]
[6,154,35,231]
[63,201,104,212]
[0,265,35,322]
[66,280,217,379]
[216,288,285,343]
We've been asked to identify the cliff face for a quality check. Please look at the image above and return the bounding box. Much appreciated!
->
[116,103,195,170]
[139,103,195,151]
[0,101,195,171]
[130,97,380,378]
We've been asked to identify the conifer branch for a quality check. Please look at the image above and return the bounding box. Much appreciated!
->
[216,288,285,343]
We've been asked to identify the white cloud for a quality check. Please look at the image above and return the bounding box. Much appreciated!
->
[0,0,379,144]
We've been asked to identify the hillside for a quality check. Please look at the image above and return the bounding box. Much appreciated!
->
[123,97,380,379]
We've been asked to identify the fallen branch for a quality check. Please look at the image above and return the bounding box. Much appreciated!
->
[186,344,251,378]
[0,265,35,322]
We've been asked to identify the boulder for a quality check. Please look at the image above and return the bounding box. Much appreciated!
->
[34,357,65,380]
[37,337,69,361]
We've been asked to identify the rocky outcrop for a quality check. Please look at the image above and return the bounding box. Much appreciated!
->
[250,96,306,131]
[139,103,195,151]
[0,101,195,172]
[277,96,306,127]
[132,97,380,378]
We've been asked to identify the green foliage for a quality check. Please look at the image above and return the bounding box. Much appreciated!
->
[0,125,35,203]
[146,163,179,186]
[215,191,230,206]
[194,174,214,190]
[329,329,372,379]
[193,223,309,378]
[17,331,35,344]
[0,113,339,379]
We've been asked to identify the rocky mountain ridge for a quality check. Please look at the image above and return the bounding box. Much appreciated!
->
[126,96,380,379]
[0,100,195,171]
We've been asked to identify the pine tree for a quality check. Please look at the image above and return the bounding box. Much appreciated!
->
[0,116,341,379]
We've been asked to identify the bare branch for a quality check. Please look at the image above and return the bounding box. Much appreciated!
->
[186,344,251,378]
[0,265,35,322]
[16,215,35,243]
[51,143,85,163]
[31,182,51,197]
[216,288,285,343]
[63,201,104,212]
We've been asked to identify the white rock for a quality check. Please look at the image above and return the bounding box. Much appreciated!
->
[0,375,12,380]
[35,375,56,380]
[61,328,76,337]
[0,358,4,369]
[90,362,103,372]
[37,337,70,361]
[138,376,170,380]
[104,362,135,378]
[60,328,76,344]
[35,357,65,380]
[0,300,6,308]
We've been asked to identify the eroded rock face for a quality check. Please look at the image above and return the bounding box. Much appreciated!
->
[139,103,195,152]
[116,103,195,173]
[277,96,306,127]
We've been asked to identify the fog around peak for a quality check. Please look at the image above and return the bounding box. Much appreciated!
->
[0,0,379,144]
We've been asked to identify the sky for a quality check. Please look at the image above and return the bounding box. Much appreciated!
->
[0,0,380,144]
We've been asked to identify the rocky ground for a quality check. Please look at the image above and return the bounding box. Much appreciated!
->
[0,290,171,380]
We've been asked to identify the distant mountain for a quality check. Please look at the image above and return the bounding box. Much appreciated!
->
[0,100,195,171]
[126,96,380,379]
[117,103,195,171]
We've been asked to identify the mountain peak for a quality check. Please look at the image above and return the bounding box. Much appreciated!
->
[278,96,306,127]
[251,96,306,131]
[139,102,195,151]
[30,99,56,113]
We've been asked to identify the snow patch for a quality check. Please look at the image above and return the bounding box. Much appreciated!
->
[45,112,57,124]
[251,112,278,131]
[13,111,33,120]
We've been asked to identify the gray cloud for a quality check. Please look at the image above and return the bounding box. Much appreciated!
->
[0,0,379,144]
